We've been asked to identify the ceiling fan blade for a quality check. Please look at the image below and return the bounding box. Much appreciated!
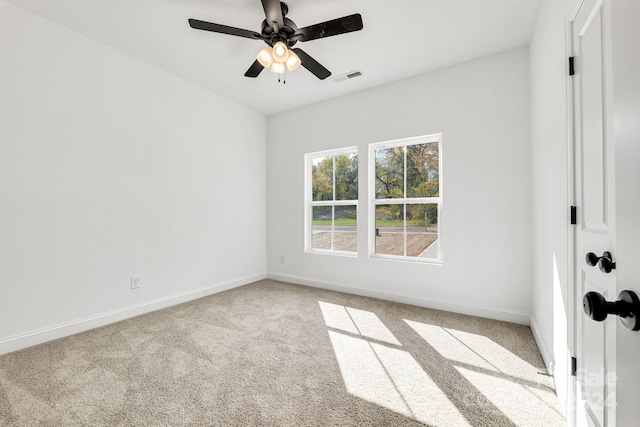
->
[294,14,363,42]
[261,0,284,31]
[244,60,265,78]
[188,19,261,40]
[292,48,331,80]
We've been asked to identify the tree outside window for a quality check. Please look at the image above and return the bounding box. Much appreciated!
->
[370,135,441,261]
[306,148,358,254]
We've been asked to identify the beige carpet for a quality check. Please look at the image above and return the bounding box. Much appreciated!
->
[0,280,565,426]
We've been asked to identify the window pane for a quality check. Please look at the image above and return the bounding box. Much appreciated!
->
[335,153,358,201]
[333,205,357,252]
[375,148,404,199]
[406,204,439,258]
[407,142,439,198]
[375,204,405,256]
[312,156,334,201]
[312,206,332,250]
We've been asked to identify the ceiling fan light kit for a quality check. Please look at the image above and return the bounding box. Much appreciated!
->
[188,0,363,82]
[271,62,286,74]
[256,46,273,68]
[285,51,301,71]
[258,41,301,74]
[272,41,289,63]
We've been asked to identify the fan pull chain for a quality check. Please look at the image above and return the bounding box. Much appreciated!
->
[277,69,286,84]
[284,68,286,84]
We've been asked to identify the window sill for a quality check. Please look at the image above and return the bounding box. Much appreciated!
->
[369,253,443,265]
[305,249,359,258]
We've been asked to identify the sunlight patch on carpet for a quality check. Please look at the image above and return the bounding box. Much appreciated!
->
[320,302,469,426]
[405,320,550,383]
[319,301,400,346]
[405,319,565,427]
[455,367,564,426]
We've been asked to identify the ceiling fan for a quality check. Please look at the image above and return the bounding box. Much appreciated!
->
[188,0,363,80]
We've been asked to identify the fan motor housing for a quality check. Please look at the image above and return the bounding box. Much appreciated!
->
[261,17,298,46]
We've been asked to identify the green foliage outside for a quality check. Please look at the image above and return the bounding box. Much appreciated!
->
[375,143,439,198]
[312,153,358,201]
[375,142,439,226]
[375,205,438,229]
[311,143,439,228]
[312,204,357,226]
[312,218,357,226]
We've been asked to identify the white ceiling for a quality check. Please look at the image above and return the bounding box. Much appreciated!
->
[6,0,542,116]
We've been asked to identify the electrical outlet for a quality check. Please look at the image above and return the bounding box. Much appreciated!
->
[280,255,285,264]
[130,276,141,290]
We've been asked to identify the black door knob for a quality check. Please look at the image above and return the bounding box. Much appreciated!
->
[583,290,640,331]
[585,251,616,273]
[586,252,600,266]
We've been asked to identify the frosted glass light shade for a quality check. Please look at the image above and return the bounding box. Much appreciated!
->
[272,41,289,63]
[285,50,301,71]
[270,62,285,74]
[256,46,273,68]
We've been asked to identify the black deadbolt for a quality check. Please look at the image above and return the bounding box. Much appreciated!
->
[583,290,640,331]
[598,252,616,273]
[585,251,616,273]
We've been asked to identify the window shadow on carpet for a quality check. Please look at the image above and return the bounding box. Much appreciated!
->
[319,300,565,427]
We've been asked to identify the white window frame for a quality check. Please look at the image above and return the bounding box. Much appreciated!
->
[368,134,443,263]
[304,146,359,257]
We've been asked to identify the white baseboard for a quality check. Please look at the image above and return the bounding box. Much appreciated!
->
[267,271,530,325]
[530,317,555,375]
[0,272,267,356]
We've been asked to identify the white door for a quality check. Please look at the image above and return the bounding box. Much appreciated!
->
[570,0,617,426]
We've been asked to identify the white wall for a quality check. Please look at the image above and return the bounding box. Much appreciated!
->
[0,1,267,354]
[611,1,640,424]
[528,0,573,414]
[267,47,532,324]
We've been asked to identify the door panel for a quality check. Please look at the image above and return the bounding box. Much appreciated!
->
[580,273,610,426]
[579,6,607,231]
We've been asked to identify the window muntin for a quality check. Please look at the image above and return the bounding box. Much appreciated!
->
[370,135,442,262]
[306,148,358,255]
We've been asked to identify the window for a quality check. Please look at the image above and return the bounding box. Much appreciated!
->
[305,147,358,255]
[369,135,441,262]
